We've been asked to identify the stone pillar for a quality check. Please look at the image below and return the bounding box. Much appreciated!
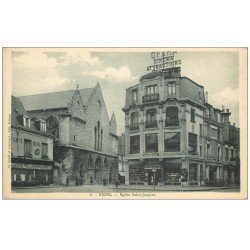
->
[216,166,220,179]
[231,170,235,183]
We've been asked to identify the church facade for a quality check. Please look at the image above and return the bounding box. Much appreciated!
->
[20,83,118,185]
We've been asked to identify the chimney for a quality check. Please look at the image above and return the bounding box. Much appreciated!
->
[205,91,208,103]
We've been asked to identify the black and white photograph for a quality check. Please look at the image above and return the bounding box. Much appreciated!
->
[3,48,247,199]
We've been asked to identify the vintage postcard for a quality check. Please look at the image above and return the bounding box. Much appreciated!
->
[2,47,248,199]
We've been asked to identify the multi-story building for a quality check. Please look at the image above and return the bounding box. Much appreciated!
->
[122,67,240,186]
[117,133,127,184]
[20,83,118,185]
[11,96,54,187]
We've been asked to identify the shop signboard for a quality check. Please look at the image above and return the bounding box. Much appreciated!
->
[11,163,52,170]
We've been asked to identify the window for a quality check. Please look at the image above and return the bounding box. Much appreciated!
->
[168,82,176,96]
[131,112,139,130]
[225,148,228,160]
[188,133,197,155]
[145,109,157,128]
[200,146,203,156]
[23,116,30,128]
[42,143,48,157]
[211,128,217,139]
[164,132,180,152]
[146,85,157,95]
[207,125,211,138]
[130,135,140,154]
[88,155,93,167]
[24,139,32,157]
[74,135,76,141]
[94,121,102,151]
[199,124,203,136]
[13,174,16,182]
[132,90,138,103]
[145,133,158,153]
[40,121,46,132]
[20,174,25,182]
[207,144,210,157]
[218,146,221,158]
[165,107,179,127]
[191,108,195,123]
[218,129,221,140]
[231,149,234,159]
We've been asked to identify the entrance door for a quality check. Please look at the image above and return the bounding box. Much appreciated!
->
[147,170,159,185]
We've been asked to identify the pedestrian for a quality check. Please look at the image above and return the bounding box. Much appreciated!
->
[90,176,93,185]
[66,176,69,187]
[103,178,107,186]
[115,178,119,188]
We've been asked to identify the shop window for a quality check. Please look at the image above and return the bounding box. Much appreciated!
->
[189,164,198,181]
[188,133,197,155]
[42,143,48,158]
[165,107,179,126]
[145,133,158,153]
[24,139,32,157]
[20,174,25,182]
[164,132,180,152]
[191,108,195,123]
[130,135,140,154]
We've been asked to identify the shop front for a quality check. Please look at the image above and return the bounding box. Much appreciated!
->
[11,160,53,187]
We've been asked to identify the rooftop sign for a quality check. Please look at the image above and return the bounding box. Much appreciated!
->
[147,51,181,71]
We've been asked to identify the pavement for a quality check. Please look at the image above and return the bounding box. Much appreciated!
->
[12,184,240,193]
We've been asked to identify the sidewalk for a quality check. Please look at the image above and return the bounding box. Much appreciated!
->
[108,184,240,192]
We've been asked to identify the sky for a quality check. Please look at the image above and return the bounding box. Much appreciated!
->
[11,49,239,135]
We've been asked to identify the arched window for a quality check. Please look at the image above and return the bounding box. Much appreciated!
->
[165,107,179,127]
[95,156,102,169]
[94,126,97,150]
[145,108,157,128]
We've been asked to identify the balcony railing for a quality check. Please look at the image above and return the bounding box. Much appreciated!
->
[165,118,179,127]
[145,120,158,128]
[130,123,139,131]
[142,93,159,103]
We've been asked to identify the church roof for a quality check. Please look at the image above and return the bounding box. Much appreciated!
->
[19,88,94,111]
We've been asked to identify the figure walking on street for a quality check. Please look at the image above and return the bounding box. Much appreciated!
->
[90,176,93,185]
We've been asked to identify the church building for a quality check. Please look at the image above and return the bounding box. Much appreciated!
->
[20,83,118,185]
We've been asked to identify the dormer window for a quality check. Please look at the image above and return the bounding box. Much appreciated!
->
[40,120,46,132]
[23,115,30,128]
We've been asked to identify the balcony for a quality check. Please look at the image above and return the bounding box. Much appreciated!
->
[165,118,179,127]
[145,120,158,129]
[130,123,139,131]
[142,93,159,103]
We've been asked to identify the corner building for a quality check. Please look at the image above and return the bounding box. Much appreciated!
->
[20,83,118,185]
[123,67,240,186]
